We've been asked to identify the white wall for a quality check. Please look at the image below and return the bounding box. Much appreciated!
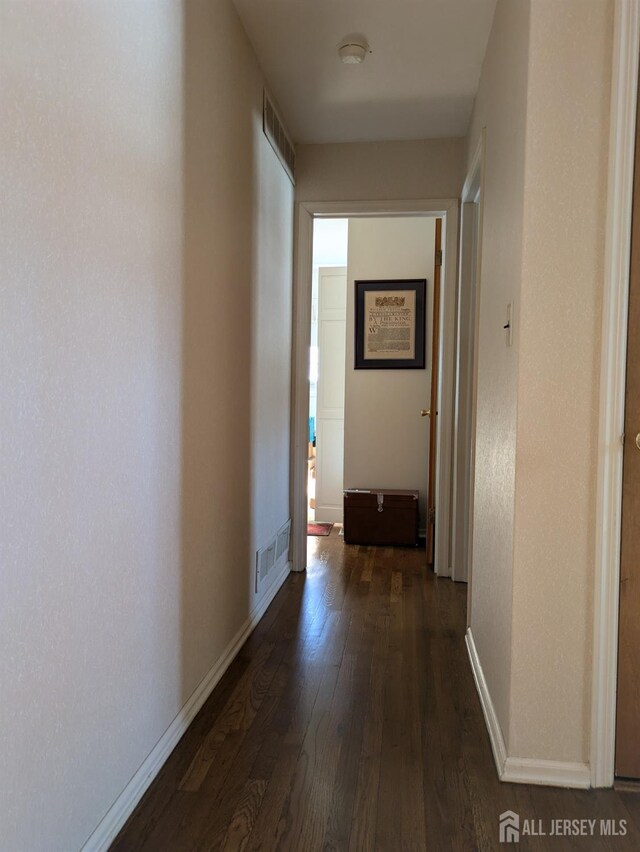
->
[296,138,465,202]
[313,219,350,267]
[251,120,294,573]
[345,217,436,527]
[465,0,530,751]
[0,1,293,849]
[467,0,613,770]
[310,220,349,420]
[509,0,612,765]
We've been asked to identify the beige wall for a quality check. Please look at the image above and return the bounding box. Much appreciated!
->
[467,0,613,768]
[509,0,612,763]
[296,138,466,202]
[0,2,293,850]
[345,218,436,526]
[466,0,531,746]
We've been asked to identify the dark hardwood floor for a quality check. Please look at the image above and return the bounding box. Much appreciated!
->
[113,530,640,851]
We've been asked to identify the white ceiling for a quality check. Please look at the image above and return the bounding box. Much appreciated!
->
[233,0,497,144]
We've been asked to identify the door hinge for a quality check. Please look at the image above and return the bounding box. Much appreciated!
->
[428,506,436,524]
[435,249,443,267]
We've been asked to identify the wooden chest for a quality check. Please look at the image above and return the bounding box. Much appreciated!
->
[343,489,419,547]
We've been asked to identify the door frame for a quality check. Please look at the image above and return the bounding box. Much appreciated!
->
[451,132,485,588]
[592,0,640,788]
[290,199,459,577]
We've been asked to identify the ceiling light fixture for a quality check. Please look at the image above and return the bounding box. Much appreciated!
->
[338,36,370,65]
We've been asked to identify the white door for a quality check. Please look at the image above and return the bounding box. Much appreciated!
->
[315,267,347,523]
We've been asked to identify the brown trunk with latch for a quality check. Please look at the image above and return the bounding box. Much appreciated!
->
[343,489,419,547]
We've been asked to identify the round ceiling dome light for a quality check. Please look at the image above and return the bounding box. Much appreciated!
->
[338,37,369,65]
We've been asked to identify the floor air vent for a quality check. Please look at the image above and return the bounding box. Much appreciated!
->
[256,539,276,593]
[263,91,295,183]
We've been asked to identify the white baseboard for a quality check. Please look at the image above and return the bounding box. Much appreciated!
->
[465,628,591,790]
[82,561,291,852]
[502,757,590,789]
[465,628,507,775]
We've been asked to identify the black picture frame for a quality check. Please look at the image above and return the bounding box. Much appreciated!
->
[354,278,426,369]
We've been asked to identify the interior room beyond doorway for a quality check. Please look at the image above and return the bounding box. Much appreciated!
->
[308,215,437,540]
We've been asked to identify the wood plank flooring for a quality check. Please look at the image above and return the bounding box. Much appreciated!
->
[113,530,640,851]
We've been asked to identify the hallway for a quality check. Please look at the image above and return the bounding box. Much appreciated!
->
[113,535,640,851]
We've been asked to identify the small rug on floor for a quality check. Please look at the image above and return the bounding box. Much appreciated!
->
[307,522,333,536]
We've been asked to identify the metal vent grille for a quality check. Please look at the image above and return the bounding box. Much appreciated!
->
[263,91,295,183]
[276,519,291,561]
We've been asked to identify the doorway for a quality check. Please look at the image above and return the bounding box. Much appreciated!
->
[307,217,438,537]
[308,220,349,527]
[589,5,639,788]
[291,200,460,577]
[615,74,640,783]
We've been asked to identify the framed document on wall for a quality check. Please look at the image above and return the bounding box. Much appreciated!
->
[354,278,426,369]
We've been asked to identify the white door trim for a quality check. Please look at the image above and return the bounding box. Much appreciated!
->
[591,0,640,788]
[290,199,459,575]
[452,131,485,586]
